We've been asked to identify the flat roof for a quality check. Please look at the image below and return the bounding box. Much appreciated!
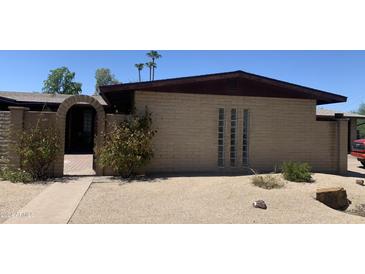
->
[316,108,365,118]
[0,91,107,106]
[100,70,347,105]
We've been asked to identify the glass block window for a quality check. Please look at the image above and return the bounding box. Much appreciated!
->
[83,109,93,133]
[242,109,249,166]
[218,108,225,167]
[230,108,237,167]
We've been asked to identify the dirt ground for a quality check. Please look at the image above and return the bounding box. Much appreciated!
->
[0,180,46,223]
[2,156,364,224]
[69,155,365,224]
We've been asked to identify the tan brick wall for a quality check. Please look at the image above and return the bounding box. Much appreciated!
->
[8,107,27,168]
[24,111,56,130]
[2,93,348,177]
[106,113,129,128]
[0,111,11,167]
[134,91,346,174]
[5,108,58,174]
[337,119,348,174]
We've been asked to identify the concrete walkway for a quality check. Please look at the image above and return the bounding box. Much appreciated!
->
[64,154,95,176]
[4,177,92,224]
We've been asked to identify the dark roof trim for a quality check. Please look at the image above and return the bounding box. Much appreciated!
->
[100,71,245,91]
[0,96,16,104]
[99,70,347,104]
[0,96,60,106]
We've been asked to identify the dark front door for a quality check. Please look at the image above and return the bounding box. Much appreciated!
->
[65,105,96,154]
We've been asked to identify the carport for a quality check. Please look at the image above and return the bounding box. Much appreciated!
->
[317,108,365,152]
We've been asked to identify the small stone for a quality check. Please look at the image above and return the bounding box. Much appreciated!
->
[356,179,364,186]
[316,187,351,211]
[253,200,267,210]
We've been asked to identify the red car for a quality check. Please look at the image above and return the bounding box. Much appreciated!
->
[351,139,365,167]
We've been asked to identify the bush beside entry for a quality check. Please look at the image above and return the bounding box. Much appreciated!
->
[0,167,33,183]
[17,125,60,181]
[98,109,156,178]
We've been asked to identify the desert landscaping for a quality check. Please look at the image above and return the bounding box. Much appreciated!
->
[1,156,365,224]
[69,166,365,224]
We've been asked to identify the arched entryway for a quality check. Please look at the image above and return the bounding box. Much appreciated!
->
[65,105,96,154]
[54,95,105,176]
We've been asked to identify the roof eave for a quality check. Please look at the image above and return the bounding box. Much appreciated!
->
[99,70,347,105]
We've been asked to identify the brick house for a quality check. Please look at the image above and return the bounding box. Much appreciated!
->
[0,70,349,176]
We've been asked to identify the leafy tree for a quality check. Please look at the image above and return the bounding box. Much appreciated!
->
[94,68,119,94]
[134,63,144,82]
[357,103,365,115]
[42,67,82,95]
[146,51,162,80]
[98,108,156,178]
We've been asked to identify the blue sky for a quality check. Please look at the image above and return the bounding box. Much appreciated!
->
[0,50,364,111]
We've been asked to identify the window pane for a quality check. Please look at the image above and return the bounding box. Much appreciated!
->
[242,109,249,166]
[230,109,237,167]
[218,108,225,167]
[219,109,224,120]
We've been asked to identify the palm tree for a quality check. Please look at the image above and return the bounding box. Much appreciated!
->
[146,51,162,80]
[151,62,157,80]
[145,62,156,81]
[134,63,144,82]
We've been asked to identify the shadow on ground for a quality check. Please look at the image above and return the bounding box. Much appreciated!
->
[346,170,365,179]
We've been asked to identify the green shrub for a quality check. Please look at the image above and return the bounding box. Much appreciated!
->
[17,125,60,180]
[98,108,156,178]
[251,174,285,189]
[281,161,313,182]
[0,166,33,183]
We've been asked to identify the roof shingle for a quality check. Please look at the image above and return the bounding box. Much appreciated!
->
[0,91,107,105]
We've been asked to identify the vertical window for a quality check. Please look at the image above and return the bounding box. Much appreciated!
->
[218,108,225,167]
[242,109,249,166]
[83,109,93,133]
[230,108,237,167]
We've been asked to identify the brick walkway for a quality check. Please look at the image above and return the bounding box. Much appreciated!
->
[64,154,95,176]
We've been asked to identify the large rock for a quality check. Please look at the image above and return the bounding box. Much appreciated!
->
[316,187,351,210]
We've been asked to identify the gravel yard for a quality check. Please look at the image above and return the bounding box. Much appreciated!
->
[2,155,365,224]
[0,180,47,223]
[70,156,365,224]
